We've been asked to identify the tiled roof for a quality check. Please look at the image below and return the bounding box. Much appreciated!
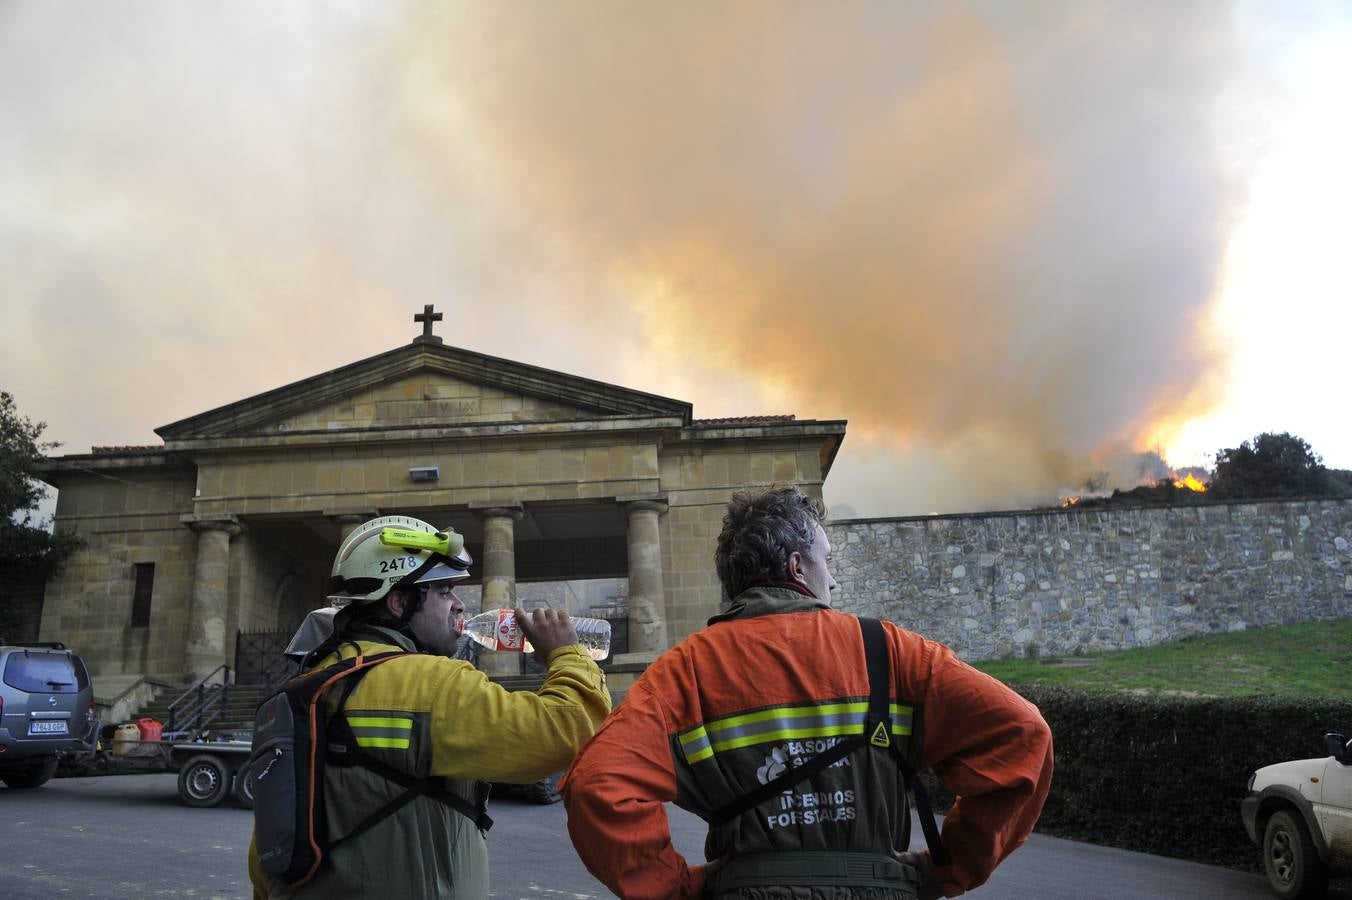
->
[691,415,797,426]
[91,445,162,455]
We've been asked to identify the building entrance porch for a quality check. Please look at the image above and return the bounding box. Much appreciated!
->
[187,497,660,681]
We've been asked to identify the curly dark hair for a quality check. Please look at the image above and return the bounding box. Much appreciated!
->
[714,485,825,600]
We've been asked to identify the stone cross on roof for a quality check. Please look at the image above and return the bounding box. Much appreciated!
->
[414,304,444,344]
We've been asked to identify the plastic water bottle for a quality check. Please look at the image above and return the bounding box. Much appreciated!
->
[457,609,611,661]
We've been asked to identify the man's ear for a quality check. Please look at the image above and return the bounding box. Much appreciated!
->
[785,550,807,586]
[385,590,407,619]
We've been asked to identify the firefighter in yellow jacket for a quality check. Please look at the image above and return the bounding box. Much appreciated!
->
[247,515,611,898]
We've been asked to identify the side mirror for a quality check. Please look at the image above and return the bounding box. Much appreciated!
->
[1326,733,1349,764]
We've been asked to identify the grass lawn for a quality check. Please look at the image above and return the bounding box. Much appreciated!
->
[971,617,1352,699]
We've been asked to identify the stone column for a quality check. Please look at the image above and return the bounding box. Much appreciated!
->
[328,509,378,542]
[621,495,669,655]
[181,516,242,682]
[471,502,524,676]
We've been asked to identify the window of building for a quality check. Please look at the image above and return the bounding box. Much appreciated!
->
[131,563,155,627]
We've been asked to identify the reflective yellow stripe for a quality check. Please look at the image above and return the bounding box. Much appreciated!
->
[686,702,912,736]
[676,700,914,766]
[347,716,413,730]
[678,726,708,747]
[713,723,861,752]
[354,735,411,749]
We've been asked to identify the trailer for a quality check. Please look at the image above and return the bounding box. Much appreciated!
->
[170,739,255,807]
[59,733,255,808]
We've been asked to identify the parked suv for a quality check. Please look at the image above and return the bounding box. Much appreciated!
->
[0,641,98,789]
[1243,731,1352,899]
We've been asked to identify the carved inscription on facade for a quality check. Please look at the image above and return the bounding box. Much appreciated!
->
[430,399,481,418]
[374,398,482,422]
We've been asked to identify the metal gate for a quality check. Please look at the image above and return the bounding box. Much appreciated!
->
[234,628,294,688]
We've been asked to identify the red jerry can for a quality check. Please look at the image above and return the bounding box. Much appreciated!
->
[136,717,163,742]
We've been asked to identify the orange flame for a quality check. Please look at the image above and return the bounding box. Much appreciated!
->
[1172,473,1207,492]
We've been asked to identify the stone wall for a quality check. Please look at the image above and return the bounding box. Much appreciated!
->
[827,497,1352,660]
[1,574,47,643]
[41,466,199,675]
[232,535,325,635]
[660,438,829,642]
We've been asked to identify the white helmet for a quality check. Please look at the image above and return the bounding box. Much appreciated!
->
[327,515,472,606]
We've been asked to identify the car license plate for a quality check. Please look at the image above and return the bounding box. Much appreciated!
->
[29,721,68,735]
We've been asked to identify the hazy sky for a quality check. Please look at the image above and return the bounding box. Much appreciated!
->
[3,2,1349,518]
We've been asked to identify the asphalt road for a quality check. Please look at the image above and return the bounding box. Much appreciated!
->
[1,773,1348,898]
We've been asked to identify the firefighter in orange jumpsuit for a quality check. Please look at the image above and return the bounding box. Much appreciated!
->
[562,486,1053,899]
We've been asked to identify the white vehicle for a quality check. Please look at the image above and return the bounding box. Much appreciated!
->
[1243,732,1352,899]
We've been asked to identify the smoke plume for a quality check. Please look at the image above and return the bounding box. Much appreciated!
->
[378,2,1255,512]
[1,2,1262,515]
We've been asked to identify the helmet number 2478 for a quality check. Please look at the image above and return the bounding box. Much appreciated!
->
[378,556,420,574]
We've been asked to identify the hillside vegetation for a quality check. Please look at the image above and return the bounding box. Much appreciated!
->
[973,617,1352,699]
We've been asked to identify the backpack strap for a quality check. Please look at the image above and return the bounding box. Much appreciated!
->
[707,617,880,827]
[330,754,493,849]
[707,727,865,827]
[286,651,411,885]
[858,617,951,868]
[707,618,950,868]
[320,652,494,846]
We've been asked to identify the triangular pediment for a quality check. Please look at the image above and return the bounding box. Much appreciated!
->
[156,341,691,439]
[258,371,607,434]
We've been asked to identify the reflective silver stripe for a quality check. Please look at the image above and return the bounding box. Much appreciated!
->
[678,701,913,765]
[679,726,713,763]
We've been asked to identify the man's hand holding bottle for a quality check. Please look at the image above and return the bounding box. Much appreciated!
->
[513,607,580,664]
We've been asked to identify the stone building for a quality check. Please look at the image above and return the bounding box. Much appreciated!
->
[36,311,846,681]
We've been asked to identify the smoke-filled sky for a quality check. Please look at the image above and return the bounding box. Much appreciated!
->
[3,2,1349,518]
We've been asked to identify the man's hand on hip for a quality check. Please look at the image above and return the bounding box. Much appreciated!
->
[897,850,943,900]
[514,607,579,665]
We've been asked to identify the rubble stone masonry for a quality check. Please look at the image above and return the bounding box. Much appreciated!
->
[827,496,1352,660]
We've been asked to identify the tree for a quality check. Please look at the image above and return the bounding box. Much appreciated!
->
[1209,432,1333,500]
[1329,468,1352,495]
[0,392,81,638]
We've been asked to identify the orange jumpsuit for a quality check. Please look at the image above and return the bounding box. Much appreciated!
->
[562,588,1053,898]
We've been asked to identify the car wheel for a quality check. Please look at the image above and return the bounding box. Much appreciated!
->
[1263,809,1330,900]
[178,754,233,808]
[1,757,59,789]
[234,764,256,809]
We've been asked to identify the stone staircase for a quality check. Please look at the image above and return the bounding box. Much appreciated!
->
[131,682,272,738]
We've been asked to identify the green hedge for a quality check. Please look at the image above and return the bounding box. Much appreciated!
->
[919,687,1352,871]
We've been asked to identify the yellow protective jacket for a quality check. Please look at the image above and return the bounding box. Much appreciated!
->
[248,622,611,899]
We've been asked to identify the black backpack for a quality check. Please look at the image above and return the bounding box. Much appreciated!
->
[247,649,493,886]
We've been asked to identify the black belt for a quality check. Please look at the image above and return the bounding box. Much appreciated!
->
[711,851,918,895]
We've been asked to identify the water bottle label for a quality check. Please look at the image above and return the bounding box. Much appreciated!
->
[496,609,525,652]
